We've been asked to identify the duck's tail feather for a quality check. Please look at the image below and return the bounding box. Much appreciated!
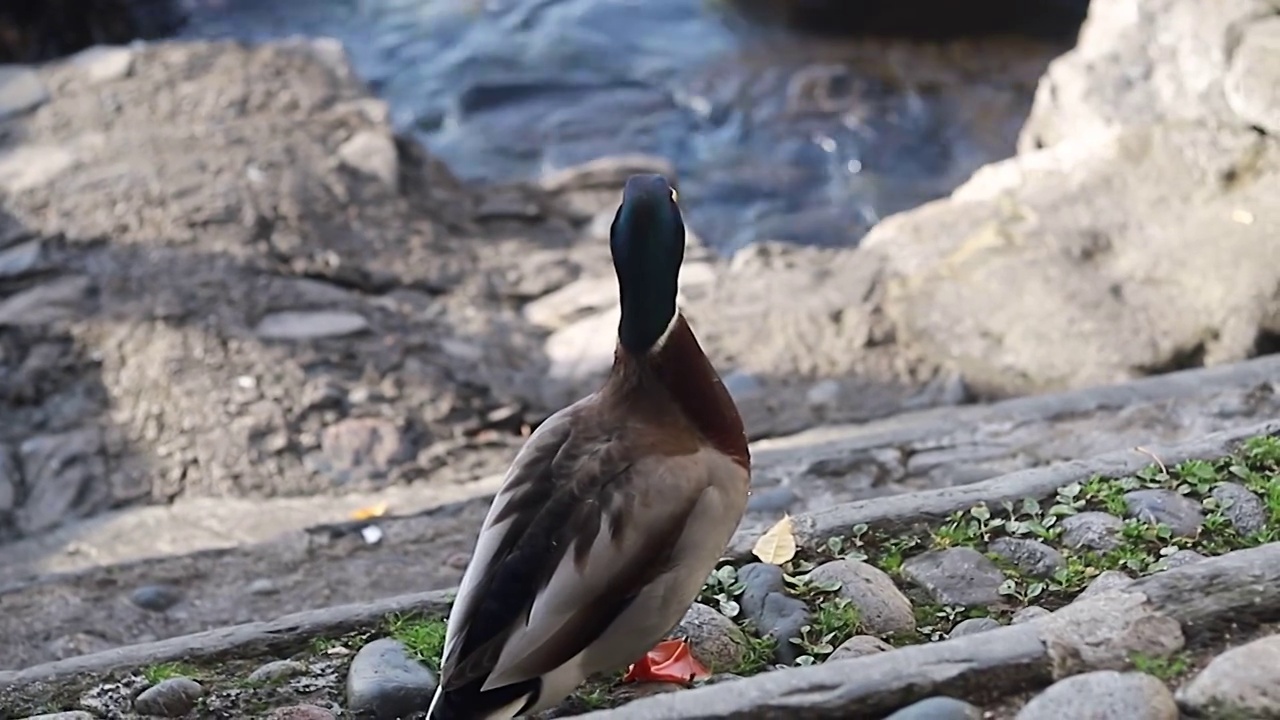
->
[426,677,540,720]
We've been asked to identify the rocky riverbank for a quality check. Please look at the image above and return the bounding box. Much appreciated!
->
[3,427,1278,718]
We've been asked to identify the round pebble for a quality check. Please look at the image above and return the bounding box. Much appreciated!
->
[900,548,1006,607]
[806,558,916,634]
[346,638,438,720]
[827,635,893,662]
[1210,482,1268,535]
[1060,512,1124,551]
[133,677,204,717]
[248,659,308,685]
[1123,489,1204,537]
[948,617,1001,639]
[987,537,1065,578]
[670,603,747,672]
[1177,633,1280,717]
[885,696,983,719]
[1017,670,1177,719]
[129,584,183,612]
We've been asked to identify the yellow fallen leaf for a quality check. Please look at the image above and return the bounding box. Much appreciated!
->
[752,515,797,565]
[350,501,389,521]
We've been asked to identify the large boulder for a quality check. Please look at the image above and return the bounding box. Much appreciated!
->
[860,0,1280,397]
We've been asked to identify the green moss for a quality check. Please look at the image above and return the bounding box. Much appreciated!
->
[141,661,200,684]
[1129,651,1191,681]
[384,613,448,670]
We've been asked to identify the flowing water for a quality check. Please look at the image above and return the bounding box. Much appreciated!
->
[180,0,1070,252]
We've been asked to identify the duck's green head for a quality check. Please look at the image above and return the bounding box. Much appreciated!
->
[610,174,685,355]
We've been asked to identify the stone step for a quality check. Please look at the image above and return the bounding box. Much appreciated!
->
[0,357,1275,671]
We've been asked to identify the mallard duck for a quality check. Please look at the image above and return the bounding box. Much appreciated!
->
[426,174,751,719]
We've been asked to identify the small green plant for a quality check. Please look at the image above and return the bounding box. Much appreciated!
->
[730,630,778,675]
[385,614,448,670]
[1130,651,1191,680]
[700,564,747,618]
[790,597,860,665]
[141,661,198,684]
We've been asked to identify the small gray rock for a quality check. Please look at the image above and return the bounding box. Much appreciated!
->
[0,239,41,279]
[1177,633,1280,718]
[885,696,983,720]
[1153,549,1206,571]
[248,659,308,685]
[1123,489,1204,537]
[901,548,1007,607]
[988,537,1066,578]
[805,558,916,634]
[948,617,1001,639]
[133,677,204,717]
[827,635,893,662]
[346,638,438,720]
[255,310,370,340]
[737,562,812,664]
[1078,570,1134,599]
[1017,670,1178,719]
[0,66,49,119]
[669,603,746,672]
[1061,512,1124,551]
[1011,606,1052,624]
[1211,482,1268,536]
[129,584,183,612]
[247,578,279,595]
[746,485,799,515]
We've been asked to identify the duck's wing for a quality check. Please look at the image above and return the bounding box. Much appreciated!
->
[437,407,731,697]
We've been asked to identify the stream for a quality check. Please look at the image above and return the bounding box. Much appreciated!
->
[180,0,1070,252]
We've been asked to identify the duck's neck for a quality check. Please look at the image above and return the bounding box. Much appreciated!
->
[612,314,750,470]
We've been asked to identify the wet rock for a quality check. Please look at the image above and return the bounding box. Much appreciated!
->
[346,638,439,720]
[1123,489,1204,537]
[254,310,370,340]
[827,634,892,662]
[988,537,1065,578]
[1060,512,1124,551]
[805,558,916,634]
[0,239,41,278]
[1225,17,1280,135]
[337,130,399,191]
[72,46,134,84]
[669,603,747,672]
[1211,482,1268,536]
[0,65,48,119]
[133,677,205,717]
[268,706,337,720]
[901,548,1007,607]
[129,584,183,612]
[948,617,1001,638]
[737,562,811,664]
[248,659,309,684]
[1177,633,1280,717]
[1011,606,1051,624]
[317,417,409,483]
[17,428,107,534]
[1153,549,1206,571]
[1017,670,1177,719]
[885,696,983,720]
[1078,570,1134,600]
